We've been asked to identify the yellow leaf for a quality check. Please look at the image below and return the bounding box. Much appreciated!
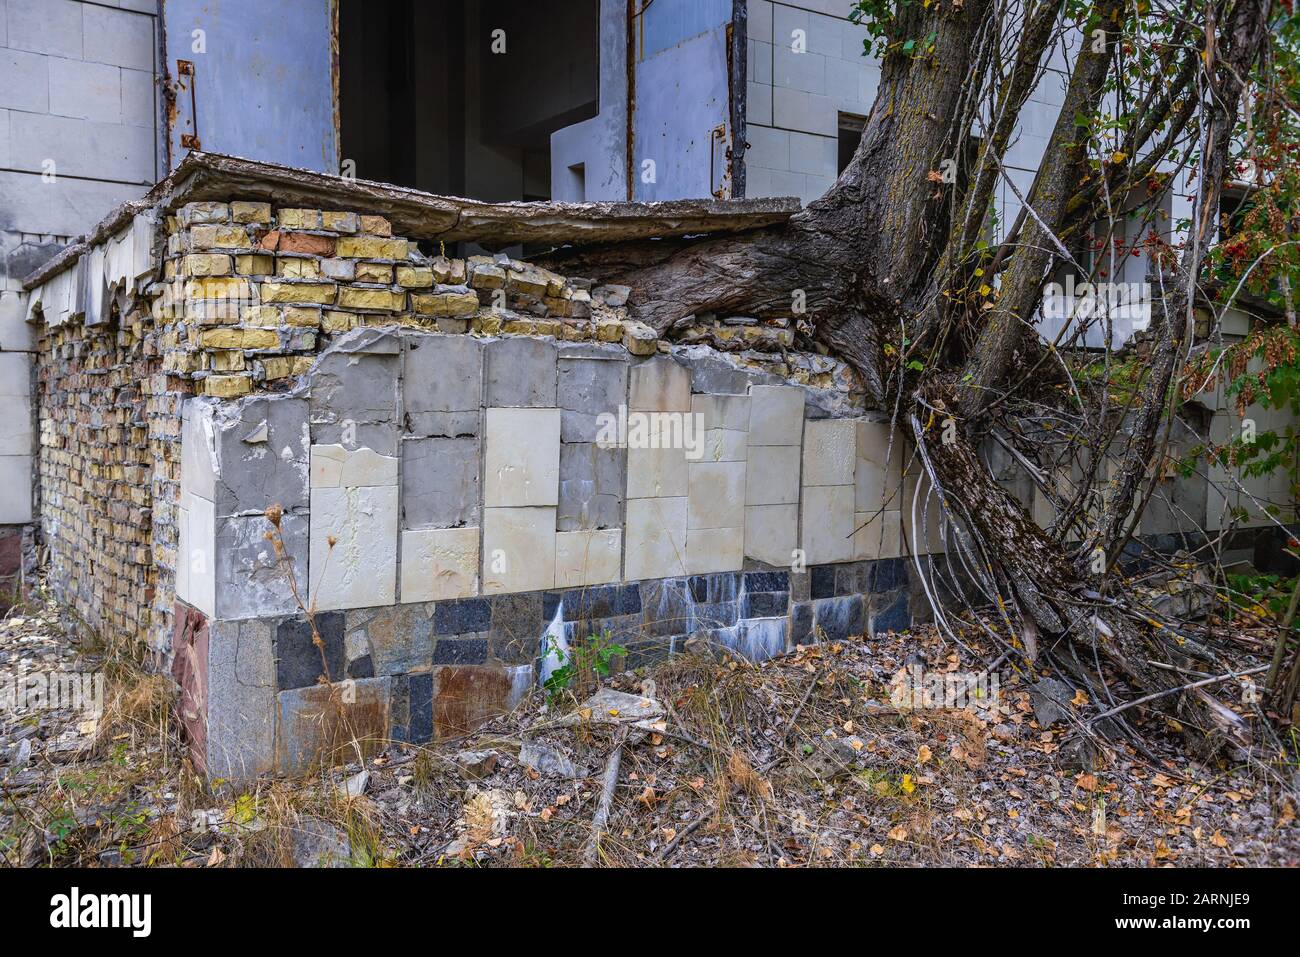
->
[901,774,916,794]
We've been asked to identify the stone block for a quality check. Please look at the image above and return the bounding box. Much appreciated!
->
[363,604,435,674]
[310,444,399,488]
[812,595,865,642]
[400,527,480,603]
[214,511,307,620]
[488,592,546,663]
[624,497,688,580]
[484,337,557,407]
[557,442,625,531]
[435,597,492,635]
[309,485,399,611]
[626,443,687,499]
[201,397,311,517]
[688,460,746,529]
[177,491,216,618]
[430,665,529,739]
[433,637,490,665]
[702,428,748,463]
[745,444,800,505]
[748,384,804,446]
[870,592,911,636]
[558,355,628,442]
[629,355,691,411]
[856,419,903,511]
[801,484,855,564]
[744,503,798,567]
[309,348,400,455]
[685,527,744,574]
[853,510,902,560]
[276,677,392,773]
[692,393,751,431]
[803,418,856,486]
[402,335,482,432]
[484,407,560,508]
[275,612,346,690]
[207,618,277,781]
[482,507,557,594]
[555,529,623,587]
[0,393,32,456]
[401,436,480,527]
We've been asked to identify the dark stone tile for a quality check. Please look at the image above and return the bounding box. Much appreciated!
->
[691,600,739,629]
[586,613,643,645]
[432,637,489,665]
[813,595,864,643]
[275,612,345,691]
[789,602,814,646]
[742,591,788,619]
[869,557,907,593]
[435,597,491,635]
[432,665,514,739]
[561,583,621,621]
[388,675,410,744]
[790,566,811,603]
[743,570,788,593]
[870,593,911,636]
[408,672,434,744]
[542,591,562,622]
[640,578,695,637]
[620,636,677,671]
[835,561,871,596]
[689,572,741,604]
[488,592,544,663]
[811,565,837,600]
[347,655,374,680]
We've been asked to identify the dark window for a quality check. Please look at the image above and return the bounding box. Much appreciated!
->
[838,113,866,173]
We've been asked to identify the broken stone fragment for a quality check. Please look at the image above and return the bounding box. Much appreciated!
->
[593,284,631,307]
[519,740,580,779]
[622,320,658,356]
[454,749,500,779]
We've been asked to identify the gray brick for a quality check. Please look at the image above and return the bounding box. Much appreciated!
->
[558,355,627,442]
[485,337,556,407]
[82,4,154,71]
[401,436,481,528]
[403,334,482,433]
[9,111,154,183]
[207,618,276,781]
[0,49,49,112]
[120,68,154,128]
[48,56,122,123]
[7,0,82,58]
[0,171,143,236]
[558,442,625,531]
[309,350,400,455]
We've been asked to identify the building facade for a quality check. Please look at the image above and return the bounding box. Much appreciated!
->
[1,0,1288,607]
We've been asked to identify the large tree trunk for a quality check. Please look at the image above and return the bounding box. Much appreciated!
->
[543,0,1275,754]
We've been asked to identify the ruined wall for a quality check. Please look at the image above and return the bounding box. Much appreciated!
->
[24,193,914,780]
[29,188,1292,783]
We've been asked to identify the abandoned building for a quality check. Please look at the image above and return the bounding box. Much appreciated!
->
[1,1,1294,779]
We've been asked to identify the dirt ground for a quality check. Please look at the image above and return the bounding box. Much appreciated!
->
[1,582,1297,868]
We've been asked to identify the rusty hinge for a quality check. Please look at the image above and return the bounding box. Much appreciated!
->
[709,124,731,199]
[176,59,201,150]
